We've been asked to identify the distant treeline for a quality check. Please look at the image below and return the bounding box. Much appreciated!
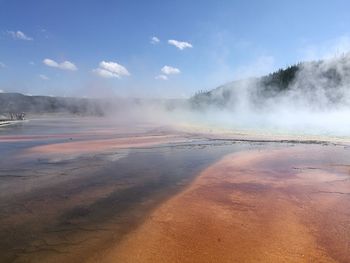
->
[190,55,350,109]
[190,63,302,109]
[0,93,107,116]
[261,64,300,92]
[0,93,187,116]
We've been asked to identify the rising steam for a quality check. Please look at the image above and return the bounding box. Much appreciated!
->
[181,54,350,137]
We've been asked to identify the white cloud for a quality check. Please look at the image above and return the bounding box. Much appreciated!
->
[99,61,130,76]
[155,74,168,80]
[151,36,160,44]
[7,30,33,41]
[161,65,180,75]
[43,58,78,71]
[39,74,49,80]
[0,89,4,93]
[168,39,192,50]
[59,61,77,71]
[43,58,58,67]
[0,62,5,68]
[93,61,130,78]
[93,68,118,78]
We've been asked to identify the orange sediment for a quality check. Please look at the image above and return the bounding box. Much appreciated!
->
[25,135,185,156]
[95,145,350,263]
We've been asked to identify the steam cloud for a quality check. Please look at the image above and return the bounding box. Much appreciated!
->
[187,54,350,136]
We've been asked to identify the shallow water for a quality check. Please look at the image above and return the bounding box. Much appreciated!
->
[0,117,266,262]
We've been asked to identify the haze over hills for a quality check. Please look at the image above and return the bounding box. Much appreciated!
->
[0,92,185,117]
[190,54,350,111]
[0,93,108,116]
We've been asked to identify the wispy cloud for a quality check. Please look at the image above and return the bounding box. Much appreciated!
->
[155,74,168,80]
[43,58,78,71]
[151,36,160,44]
[39,74,49,80]
[93,61,130,78]
[161,65,180,75]
[232,55,276,79]
[299,35,350,61]
[168,39,192,50]
[7,30,33,41]
[0,62,6,68]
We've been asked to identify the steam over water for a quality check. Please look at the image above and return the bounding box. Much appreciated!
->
[184,55,350,138]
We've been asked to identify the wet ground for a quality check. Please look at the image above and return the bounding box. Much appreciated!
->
[103,145,350,263]
[1,117,350,262]
[0,117,259,262]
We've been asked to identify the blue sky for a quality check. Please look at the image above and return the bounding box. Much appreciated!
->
[1,0,350,98]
